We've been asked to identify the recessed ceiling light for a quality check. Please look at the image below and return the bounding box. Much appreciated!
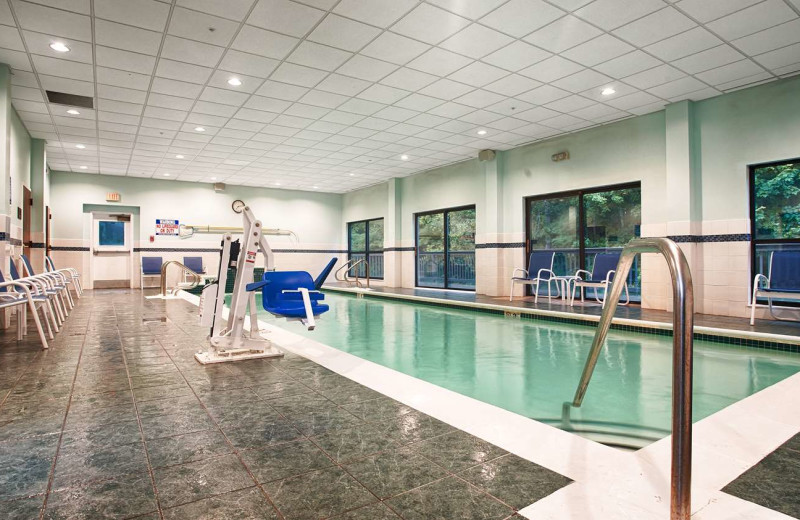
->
[163,173,170,177]
[227,77,242,86]
[66,109,80,115]
[275,182,281,186]
[210,177,216,180]
[79,165,87,169]
[477,129,487,136]
[175,154,184,159]
[49,42,70,52]
[312,186,318,189]
[601,87,616,96]
[349,173,355,176]
[75,144,85,149]
[194,126,206,132]
[400,155,409,161]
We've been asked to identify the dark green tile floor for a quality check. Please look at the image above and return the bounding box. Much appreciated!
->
[723,433,800,519]
[0,289,571,519]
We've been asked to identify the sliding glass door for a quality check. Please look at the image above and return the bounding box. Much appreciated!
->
[347,218,384,279]
[416,206,476,290]
[525,183,641,302]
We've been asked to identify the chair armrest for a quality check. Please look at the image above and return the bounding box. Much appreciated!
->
[573,269,591,280]
[0,281,34,298]
[753,273,769,289]
[537,268,556,280]
[511,268,528,278]
[604,270,616,283]
[246,280,269,292]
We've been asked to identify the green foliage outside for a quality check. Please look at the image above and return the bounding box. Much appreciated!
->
[584,187,641,247]
[349,221,366,252]
[754,162,800,240]
[417,209,476,252]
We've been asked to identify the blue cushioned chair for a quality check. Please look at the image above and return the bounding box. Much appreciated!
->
[509,251,559,303]
[183,256,205,274]
[750,251,800,325]
[570,252,629,307]
[141,256,163,289]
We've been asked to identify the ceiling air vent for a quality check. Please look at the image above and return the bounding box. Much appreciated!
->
[46,90,94,109]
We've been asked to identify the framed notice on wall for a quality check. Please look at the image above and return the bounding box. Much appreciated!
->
[155,219,179,236]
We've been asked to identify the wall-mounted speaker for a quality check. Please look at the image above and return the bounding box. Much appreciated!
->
[213,182,226,192]
[478,149,496,162]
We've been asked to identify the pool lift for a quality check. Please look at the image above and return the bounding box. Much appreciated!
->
[186,202,333,364]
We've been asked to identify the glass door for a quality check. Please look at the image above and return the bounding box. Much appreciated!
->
[416,206,476,290]
[527,195,581,281]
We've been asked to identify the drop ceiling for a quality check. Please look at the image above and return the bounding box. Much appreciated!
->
[1,0,799,193]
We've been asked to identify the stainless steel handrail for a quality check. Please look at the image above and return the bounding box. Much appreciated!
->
[334,259,370,289]
[571,237,694,520]
[159,261,203,296]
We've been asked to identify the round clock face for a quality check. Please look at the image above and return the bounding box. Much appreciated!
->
[232,199,246,214]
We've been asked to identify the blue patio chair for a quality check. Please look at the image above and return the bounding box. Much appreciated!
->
[570,252,629,308]
[183,256,205,274]
[509,251,559,303]
[750,251,800,325]
[141,256,163,289]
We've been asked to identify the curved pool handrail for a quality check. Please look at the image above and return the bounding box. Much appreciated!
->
[159,261,203,296]
[571,237,694,520]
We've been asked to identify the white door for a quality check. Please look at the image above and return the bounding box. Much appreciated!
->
[92,212,132,288]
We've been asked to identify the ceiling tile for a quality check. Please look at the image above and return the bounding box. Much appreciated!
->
[156,59,214,84]
[612,7,696,47]
[480,0,565,38]
[753,43,800,70]
[200,86,250,106]
[219,50,279,78]
[440,24,514,59]
[168,7,239,46]
[647,76,707,98]
[357,83,410,104]
[426,0,508,20]
[518,55,583,82]
[448,61,508,87]
[562,34,634,66]
[672,45,744,74]
[595,50,662,77]
[552,68,612,92]
[483,40,552,72]
[231,25,298,60]
[336,55,398,81]
[13,1,91,41]
[21,30,93,64]
[395,93,445,112]
[247,0,326,37]
[483,74,541,97]
[673,0,763,23]
[407,47,473,76]
[706,0,797,41]
[574,0,665,31]
[161,35,224,67]
[381,67,438,90]
[732,19,800,56]
[176,0,256,22]
[95,19,161,56]
[287,41,352,71]
[271,62,327,87]
[298,89,349,109]
[333,0,417,28]
[623,63,685,89]
[360,32,430,66]
[315,73,371,96]
[307,14,381,52]
[94,0,170,31]
[427,101,475,118]
[695,59,765,86]
[454,89,506,108]
[31,54,93,81]
[151,77,204,99]
[524,15,601,54]
[337,97,386,115]
[390,3,471,45]
[419,78,475,99]
[244,95,292,113]
[515,84,571,105]
[95,46,156,74]
[486,98,534,116]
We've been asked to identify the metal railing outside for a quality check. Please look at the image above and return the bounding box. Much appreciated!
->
[417,251,475,289]
[571,237,694,520]
[348,253,384,279]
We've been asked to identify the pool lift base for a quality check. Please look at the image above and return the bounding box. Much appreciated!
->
[195,336,284,364]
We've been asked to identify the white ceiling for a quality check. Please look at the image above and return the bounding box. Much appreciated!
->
[1,0,799,193]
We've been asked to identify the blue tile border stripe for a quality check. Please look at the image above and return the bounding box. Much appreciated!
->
[666,234,751,243]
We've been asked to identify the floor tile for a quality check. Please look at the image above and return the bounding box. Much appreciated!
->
[53,442,149,489]
[223,417,303,450]
[145,429,232,469]
[723,447,800,518]
[60,420,142,452]
[136,395,204,417]
[161,487,279,520]
[240,438,335,483]
[205,399,282,426]
[374,410,456,445]
[412,430,507,472]
[386,476,512,520]
[341,397,415,423]
[0,494,45,519]
[140,409,216,440]
[262,466,376,520]
[311,423,397,464]
[0,435,59,500]
[132,383,193,402]
[328,502,402,519]
[344,446,448,499]
[43,472,157,519]
[154,453,254,508]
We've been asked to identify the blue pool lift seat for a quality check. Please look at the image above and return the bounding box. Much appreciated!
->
[509,251,558,303]
[570,252,629,308]
[750,251,800,325]
[247,258,337,330]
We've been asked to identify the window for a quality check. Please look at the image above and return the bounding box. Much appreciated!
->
[416,206,476,290]
[347,218,384,279]
[97,220,126,247]
[525,183,641,302]
[750,159,800,302]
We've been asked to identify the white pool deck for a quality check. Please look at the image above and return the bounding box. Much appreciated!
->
[179,290,800,519]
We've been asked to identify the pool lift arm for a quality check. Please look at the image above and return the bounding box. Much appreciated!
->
[193,205,295,364]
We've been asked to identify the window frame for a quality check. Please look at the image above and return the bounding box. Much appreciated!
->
[748,157,800,306]
[523,181,642,302]
[414,204,477,291]
[347,217,384,280]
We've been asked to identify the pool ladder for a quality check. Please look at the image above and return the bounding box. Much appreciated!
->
[571,238,694,520]
[335,258,370,289]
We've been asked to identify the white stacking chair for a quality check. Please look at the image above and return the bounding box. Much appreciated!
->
[0,272,55,348]
[45,255,83,298]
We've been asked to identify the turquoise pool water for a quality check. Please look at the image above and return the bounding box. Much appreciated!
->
[245,292,800,447]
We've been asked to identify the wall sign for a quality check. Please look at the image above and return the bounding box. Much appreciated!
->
[155,219,179,236]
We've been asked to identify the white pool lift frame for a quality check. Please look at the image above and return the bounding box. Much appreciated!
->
[190,204,297,364]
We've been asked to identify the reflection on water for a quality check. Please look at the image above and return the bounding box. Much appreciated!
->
[260,294,800,442]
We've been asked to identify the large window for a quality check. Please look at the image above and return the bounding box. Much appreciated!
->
[525,183,641,302]
[348,218,384,279]
[416,206,476,290]
[750,159,800,302]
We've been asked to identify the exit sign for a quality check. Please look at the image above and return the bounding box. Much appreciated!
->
[106,192,121,202]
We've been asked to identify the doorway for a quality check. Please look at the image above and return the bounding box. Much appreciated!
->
[91,212,133,288]
[415,205,476,290]
[22,186,32,259]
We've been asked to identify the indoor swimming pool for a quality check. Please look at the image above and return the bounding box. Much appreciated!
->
[248,292,800,449]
